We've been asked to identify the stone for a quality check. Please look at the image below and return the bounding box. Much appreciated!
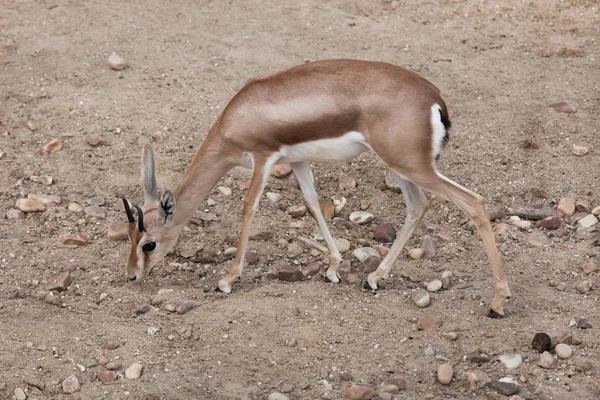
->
[14,388,27,400]
[97,370,116,385]
[407,248,424,260]
[125,362,143,379]
[45,272,72,292]
[217,186,232,196]
[276,270,304,282]
[107,52,126,70]
[558,197,576,216]
[382,378,406,391]
[374,223,396,243]
[288,205,306,217]
[577,319,592,329]
[464,372,478,392]
[412,288,430,308]
[223,247,237,260]
[592,205,600,216]
[527,230,549,247]
[195,211,218,222]
[384,173,403,193]
[531,333,552,353]
[576,279,591,294]
[68,202,84,213]
[332,197,347,216]
[61,234,87,246]
[555,343,572,359]
[5,208,25,219]
[417,317,441,331]
[104,338,121,350]
[268,393,289,400]
[509,216,532,230]
[297,236,327,253]
[437,364,453,385]
[28,194,61,205]
[107,223,129,241]
[423,345,435,355]
[499,354,523,369]
[345,384,376,400]
[334,238,351,253]
[549,101,576,113]
[320,199,335,219]
[537,351,556,369]
[444,332,458,341]
[576,200,592,214]
[87,196,105,206]
[250,231,273,241]
[574,360,593,372]
[487,205,506,220]
[467,351,491,364]
[338,176,356,190]
[87,135,101,146]
[245,251,259,265]
[353,247,380,263]
[422,235,436,258]
[514,207,557,221]
[16,198,45,213]
[266,192,283,203]
[98,354,109,366]
[85,205,105,219]
[30,175,53,185]
[176,301,197,314]
[581,262,597,275]
[271,163,293,178]
[62,375,80,393]
[487,381,519,396]
[349,211,374,225]
[538,216,560,230]
[302,261,323,277]
[426,279,443,292]
[43,138,63,153]
[373,245,389,258]
[286,243,303,258]
[26,121,38,131]
[577,214,598,228]
[572,145,588,156]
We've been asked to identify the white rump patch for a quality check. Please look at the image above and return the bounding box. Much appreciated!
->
[430,104,446,160]
[278,131,369,163]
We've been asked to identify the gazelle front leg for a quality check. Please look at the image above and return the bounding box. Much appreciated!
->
[217,156,274,293]
[291,162,343,283]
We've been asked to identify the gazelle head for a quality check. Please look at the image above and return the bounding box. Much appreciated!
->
[122,145,179,282]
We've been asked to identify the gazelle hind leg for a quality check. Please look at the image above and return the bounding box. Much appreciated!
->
[217,156,274,293]
[291,162,343,283]
[367,175,429,288]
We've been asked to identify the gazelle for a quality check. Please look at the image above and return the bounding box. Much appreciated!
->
[121,59,511,317]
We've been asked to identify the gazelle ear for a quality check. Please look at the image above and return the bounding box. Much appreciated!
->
[141,144,158,204]
[159,190,176,227]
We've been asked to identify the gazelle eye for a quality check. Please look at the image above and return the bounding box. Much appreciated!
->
[142,242,156,252]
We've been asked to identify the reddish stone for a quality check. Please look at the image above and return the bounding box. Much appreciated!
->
[45,272,72,292]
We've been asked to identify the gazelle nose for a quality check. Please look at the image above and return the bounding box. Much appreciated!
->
[128,275,137,282]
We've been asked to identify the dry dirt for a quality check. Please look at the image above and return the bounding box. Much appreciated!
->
[1,0,600,399]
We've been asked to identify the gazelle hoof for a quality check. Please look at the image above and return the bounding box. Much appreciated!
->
[217,279,232,294]
[487,309,505,319]
[325,270,341,284]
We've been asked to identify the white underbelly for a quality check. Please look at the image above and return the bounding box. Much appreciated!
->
[278,131,369,163]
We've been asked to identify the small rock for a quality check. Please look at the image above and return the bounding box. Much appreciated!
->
[576,200,592,213]
[577,214,598,228]
[467,350,491,364]
[104,338,121,350]
[334,238,350,253]
[16,198,45,213]
[532,333,552,353]
[176,301,197,314]
[527,230,549,247]
[407,248,424,260]
[487,380,519,396]
[320,198,335,219]
[514,207,557,221]
[107,223,129,241]
[422,235,436,258]
[196,211,218,222]
[288,205,306,218]
[26,121,38,131]
[558,197,576,216]
[107,52,127,70]
[97,371,116,385]
[266,192,283,203]
[85,205,105,219]
[30,175,53,185]
[245,251,259,265]
[549,101,576,113]
[5,208,25,219]
[28,194,61,205]
[499,354,523,369]
[537,351,556,369]
[572,145,588,156]
[444,332,458,341]
[353,247,380,263]
[437,364,453,385]
[276,270,305,282]
[332,197,347,216]
[43,138,63,153]
[250,231,273,241]
[574,360,593,372]
[338,176,357,190]
[374,223,396,243]
[68,202,84,213]
[412,289,430,308]
[577,319,592,329]
[417,317,441,331]
[271,164,293,178]
[555,343,573,359]
[423,345,436,356]
[576,279,592,294]
[61,234,87,246]
[349,211,374,225]
[217,186,232,196]
[384,173,403,193]
[464,372,478,392]
[97,354,108,366]
[538,216,560,230]
[268,393,289,400]
[45,272,72,292]
[125,363,143,379]
[509,216,532,230]
[382,378,406,391]
[223,247,237,260]
[87,135,101,146]
[286,243,303,258]
[302,261,323,277]
[345,384,376,400]
[14,387,27,400]
[62,375,80,393]
[426,279,443,292]
[581,262,597,275]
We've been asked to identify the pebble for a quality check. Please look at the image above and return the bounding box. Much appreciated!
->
[107,52,127,70]
[538,216,560,230]
[374,223,396,242]
[68,202,84,212]
[245,251,259,265]
[422,235,436,258]
[286,243,303,258]
[97,354,108,366]
[423,345,436,356]
[104,338,121,350]
[509,216,532,230]
[45,272,72,292]
[382,378,406,391]
[464,372,478,392]
[444,332,458,341]
[349,211,374,224]
[549,101,576,113]
[43,138,63,153]
[437,364,453,385]
[30,175,53,185]
[288,205,306,217]
[555,343,573,359]
[572,144,588,156]
[14,387,27,400]
[125,362,143,379]
[426,279,443,292]
[577,319,592,329]
[577,214,598,228]
[499,354,523,369]
[28,194,61,205]
[62,375,80,393]
[576,279,592,294]
[514,207,557,221]
[147,326,160,335]
[592,205,600,216]
[320,198,335,219]
[223,247,237,260]
[266,192,283,203]
[373,245,389,257]
[26,121,38,131]
[271,163,293,178]
[196,211,218,222]
[353,247,380,263]
[176,301,197,314]
[107,223,129,241]
[532,333,552,353]
[334,238,351,253]
[61,234,87,246]
[537,351,556,369]
[487,380,519,396]
[384,173,403,193]
[581,262,597,275]
[332,197,347,216]
[527,230,549,247]
[407,248,424,260]
[558,197,576,216]
[412,288,430,308]
[97,370,116,385]
[276,270,304,282]
[345,384,376,400]
[417,317,441,331]
[338,176,356,190]
[576,200,592,213]
[467,350,491,364]
[5,208,25,219]
[217,186,232,196]
[85,205,105,219]
[302,261,323,277]
[16,198,45,213]
[87,135,101,146]
[268,393,289,400]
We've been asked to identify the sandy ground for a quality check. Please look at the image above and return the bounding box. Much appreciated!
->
[1,0,599,399]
